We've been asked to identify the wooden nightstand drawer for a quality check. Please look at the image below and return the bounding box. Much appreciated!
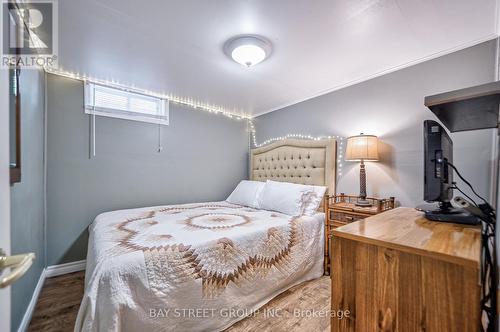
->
[330,210,365,224]
[332,220,347,228]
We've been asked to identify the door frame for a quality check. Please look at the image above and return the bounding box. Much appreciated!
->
[0,62,12,331]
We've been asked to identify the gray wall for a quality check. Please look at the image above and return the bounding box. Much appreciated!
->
[46,74,249,265]
[253,40,497,207]
[10,69,46,331]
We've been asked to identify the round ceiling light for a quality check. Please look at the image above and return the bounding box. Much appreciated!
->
[224,35,272,67]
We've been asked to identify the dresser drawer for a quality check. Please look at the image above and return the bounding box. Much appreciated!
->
[330,210,366,224]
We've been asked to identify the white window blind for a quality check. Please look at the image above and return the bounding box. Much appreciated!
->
[84,82,169,125]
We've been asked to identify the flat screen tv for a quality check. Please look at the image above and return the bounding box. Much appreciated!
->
[420,120,477,224]
[423,120,453,203]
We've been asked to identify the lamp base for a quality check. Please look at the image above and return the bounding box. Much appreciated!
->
[356,160,372,207]
[355,199,372,207]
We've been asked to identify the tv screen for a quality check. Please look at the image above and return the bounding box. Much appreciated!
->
[423,120,453,203]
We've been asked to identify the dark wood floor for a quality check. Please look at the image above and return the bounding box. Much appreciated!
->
[28,272,330,332]
[28,272,85,332]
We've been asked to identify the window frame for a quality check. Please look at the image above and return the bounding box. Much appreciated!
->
[84,82,169,125]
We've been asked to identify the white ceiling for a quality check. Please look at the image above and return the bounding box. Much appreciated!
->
[57,0,498,116]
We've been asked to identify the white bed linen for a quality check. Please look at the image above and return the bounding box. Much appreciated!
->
[75,201,324,332]
[226,180,265,208]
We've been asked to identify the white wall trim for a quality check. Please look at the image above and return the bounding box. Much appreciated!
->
[253,34,499,118]
[17,268,46,332]
[45,260,86,278]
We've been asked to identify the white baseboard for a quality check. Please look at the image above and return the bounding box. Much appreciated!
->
[45,259,86,278]
[17,268,46,332]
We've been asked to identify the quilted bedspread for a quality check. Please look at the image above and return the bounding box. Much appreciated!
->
[74,201,324,332]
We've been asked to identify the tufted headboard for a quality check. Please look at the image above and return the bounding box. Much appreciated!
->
[250,139,337,195]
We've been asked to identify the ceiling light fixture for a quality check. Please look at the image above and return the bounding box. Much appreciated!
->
[224,35,272,67]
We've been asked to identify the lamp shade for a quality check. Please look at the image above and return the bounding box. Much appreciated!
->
[345,134,379,161]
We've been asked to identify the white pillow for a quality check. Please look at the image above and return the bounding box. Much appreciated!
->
[258,180,326,216]
[226,180,265,208]
[303,185,327,216]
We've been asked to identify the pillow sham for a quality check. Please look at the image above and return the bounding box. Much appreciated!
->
[257,180,326,216]
[226,180,265,208]
[303,185,327,215]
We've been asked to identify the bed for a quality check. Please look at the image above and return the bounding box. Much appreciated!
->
[75,139,337,332]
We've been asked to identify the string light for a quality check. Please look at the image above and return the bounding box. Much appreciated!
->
[249,121,345,178]
[43,66,252,120]
[44,66,345,176]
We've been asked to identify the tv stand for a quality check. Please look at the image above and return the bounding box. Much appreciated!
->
[331,207,481,331]
[417,202,479,225]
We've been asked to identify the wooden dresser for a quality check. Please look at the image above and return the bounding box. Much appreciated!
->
[324,194,395,274]
[331,207,481,332]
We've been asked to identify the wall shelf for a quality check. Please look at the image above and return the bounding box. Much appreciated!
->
[424,81,500,132]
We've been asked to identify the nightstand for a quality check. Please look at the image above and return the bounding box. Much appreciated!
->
[327,193,395,229]
[324,193,395,274]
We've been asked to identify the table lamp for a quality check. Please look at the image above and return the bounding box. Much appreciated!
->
[345,133,379,206]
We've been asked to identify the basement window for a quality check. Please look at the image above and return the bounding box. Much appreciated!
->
[84,82,169,125]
